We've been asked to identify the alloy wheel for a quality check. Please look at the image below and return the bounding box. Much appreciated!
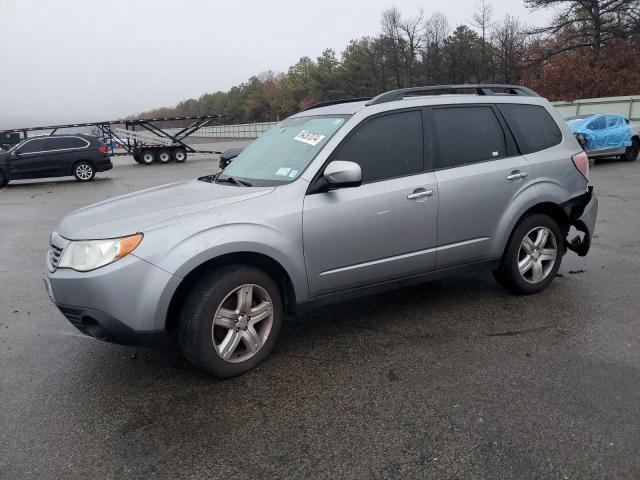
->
[518,226,558,284]
[211,284,274,363]
[75,164,93,180]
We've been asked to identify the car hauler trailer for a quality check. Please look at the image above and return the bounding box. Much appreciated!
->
[0,115,222,164]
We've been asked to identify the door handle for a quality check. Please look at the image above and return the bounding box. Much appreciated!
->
[506,171,528,181]
[407,189,436,200]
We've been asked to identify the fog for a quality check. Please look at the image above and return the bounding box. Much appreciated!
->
[0,0,552,129]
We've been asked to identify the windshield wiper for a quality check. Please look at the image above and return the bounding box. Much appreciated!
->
[215,175,252,187]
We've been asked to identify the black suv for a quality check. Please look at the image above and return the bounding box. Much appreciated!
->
[0,135,112,187]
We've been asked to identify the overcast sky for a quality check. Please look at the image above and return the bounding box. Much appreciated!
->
[0,0,554,129]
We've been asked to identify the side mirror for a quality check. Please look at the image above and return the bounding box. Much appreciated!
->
[323,161,362,189]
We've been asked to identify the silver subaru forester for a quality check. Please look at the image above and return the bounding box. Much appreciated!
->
[45,84,598,378]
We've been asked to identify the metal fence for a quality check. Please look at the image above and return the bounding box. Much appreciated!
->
[553,95,640,120]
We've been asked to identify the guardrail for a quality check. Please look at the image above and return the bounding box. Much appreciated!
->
[553,95,640,120]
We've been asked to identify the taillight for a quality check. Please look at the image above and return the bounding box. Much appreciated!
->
[98,146,108,154]
[572,151,589,180]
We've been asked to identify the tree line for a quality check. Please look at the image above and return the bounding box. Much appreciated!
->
[137,0,640,124]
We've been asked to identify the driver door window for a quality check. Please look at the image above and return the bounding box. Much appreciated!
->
[332,110,424,182]
[18,138,46,154]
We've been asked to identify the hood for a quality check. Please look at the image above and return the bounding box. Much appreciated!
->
[56,179,275,239]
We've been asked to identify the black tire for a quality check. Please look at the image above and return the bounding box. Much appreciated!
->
[0,170,7,188]
[493,214,564,295]
[622,138,639,162]
[173,148,187,163]
[140,150,155,165]
[133,154,142,164]
[157,149,172,164]
[179,265,283,378]
[72,161,96,182]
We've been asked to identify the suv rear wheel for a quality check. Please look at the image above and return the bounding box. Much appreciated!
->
[494,214,564,295]
[179,265,283,378]
[73,161,96,182]
[622,138,639,162]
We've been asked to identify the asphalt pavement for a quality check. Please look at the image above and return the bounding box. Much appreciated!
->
[1,146,639,479]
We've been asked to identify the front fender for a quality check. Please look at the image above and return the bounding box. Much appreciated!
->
[138,222,309,302]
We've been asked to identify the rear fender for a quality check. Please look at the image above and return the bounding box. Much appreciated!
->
[490,182,568,259]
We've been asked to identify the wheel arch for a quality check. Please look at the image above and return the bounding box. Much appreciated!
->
[498,201,570,260]
[165,251,297,330]
[70,158,96,175]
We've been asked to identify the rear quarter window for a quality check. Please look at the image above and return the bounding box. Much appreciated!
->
[499,104,563,154]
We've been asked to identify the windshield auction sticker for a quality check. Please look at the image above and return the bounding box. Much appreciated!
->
[294,130,326,146]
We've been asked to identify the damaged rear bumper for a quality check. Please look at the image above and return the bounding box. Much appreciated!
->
[563,186,598,256]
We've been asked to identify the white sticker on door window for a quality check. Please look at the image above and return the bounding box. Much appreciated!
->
[294,130,326,146]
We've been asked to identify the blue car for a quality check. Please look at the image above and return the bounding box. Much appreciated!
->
[566,114,639,161]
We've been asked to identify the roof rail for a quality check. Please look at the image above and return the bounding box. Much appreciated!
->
[366,84,539,106]
[301,97,372,112]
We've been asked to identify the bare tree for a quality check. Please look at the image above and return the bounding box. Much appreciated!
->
[525,0,640,58]
[400,9,425,85]
[493,14,528,83]
[471,0,494,81]
[381,6,405,88]
[423,12,451,84]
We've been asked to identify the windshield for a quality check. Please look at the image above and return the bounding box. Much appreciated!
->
[219,115,349,186]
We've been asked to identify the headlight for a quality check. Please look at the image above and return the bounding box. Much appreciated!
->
[58,234,143,272]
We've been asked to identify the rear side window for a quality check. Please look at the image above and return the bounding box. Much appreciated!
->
[45,137,88,150]
[499,104,562,154]
[432,106,507,169]
[332,110,423,183]
[18,138,46,153]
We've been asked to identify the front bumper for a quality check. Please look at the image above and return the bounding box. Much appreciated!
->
[45,252,181,346]
[563,186,598,256]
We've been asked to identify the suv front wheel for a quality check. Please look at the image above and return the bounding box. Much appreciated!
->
[494,214,564,295]
[179,265,283,378]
